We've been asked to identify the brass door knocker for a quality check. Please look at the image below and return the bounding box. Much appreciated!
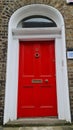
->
[35,52,40,58]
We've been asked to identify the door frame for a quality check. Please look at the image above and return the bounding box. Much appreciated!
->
[4,4,71,124]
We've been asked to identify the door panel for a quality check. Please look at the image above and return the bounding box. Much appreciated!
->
[17,40,57,118]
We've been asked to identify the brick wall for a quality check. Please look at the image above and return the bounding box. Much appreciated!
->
[0,0,73,124]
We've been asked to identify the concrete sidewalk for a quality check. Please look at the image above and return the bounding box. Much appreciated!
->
[0,126,73,130]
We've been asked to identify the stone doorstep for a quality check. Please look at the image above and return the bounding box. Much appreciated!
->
[4,118,69,127]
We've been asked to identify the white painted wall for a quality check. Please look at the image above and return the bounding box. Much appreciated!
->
[4,4,71,124]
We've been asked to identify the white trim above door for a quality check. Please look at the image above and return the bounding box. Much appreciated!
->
[4,4,71,124]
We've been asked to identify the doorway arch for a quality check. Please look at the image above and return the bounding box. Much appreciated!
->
[4,4,71,124]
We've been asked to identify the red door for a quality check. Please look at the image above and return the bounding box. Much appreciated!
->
[17,40,57,118]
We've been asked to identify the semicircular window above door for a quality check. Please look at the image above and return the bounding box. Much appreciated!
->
[17,15,57,28]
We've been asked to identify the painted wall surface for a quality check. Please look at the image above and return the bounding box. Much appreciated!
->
[0,0,73,124]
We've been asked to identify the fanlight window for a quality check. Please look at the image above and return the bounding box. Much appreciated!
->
[67,0,73,3]
[17,15,57,28]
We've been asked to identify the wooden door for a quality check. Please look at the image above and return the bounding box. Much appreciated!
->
[17,40,57,118]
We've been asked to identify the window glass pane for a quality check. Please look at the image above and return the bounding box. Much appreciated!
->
[67,0,73,3]
[17,15,57,28]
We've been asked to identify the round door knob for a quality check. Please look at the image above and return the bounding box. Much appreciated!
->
[45,79,48,82]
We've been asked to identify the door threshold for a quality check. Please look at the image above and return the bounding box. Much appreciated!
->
[5,117,68,127]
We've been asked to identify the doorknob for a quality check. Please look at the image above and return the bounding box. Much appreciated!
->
[45,79,48,83]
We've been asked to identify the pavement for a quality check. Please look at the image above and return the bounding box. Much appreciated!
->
[0,126,73,130]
